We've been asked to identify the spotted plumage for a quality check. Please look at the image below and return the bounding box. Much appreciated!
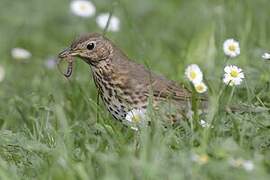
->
[58,33,203,122]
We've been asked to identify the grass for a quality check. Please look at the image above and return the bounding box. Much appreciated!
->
[0,0,270,179]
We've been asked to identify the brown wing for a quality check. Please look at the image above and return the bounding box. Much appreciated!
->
[111,49,192,103]
[147,73,191,102]
[113,58,191,102]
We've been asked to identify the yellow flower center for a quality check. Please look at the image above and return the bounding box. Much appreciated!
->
[230,70,239,78]
[196,85,204,92]
[132,115,141,123]
[228,44,236,52]
[234,159,243,167]
[190,71,197,80]
[80,4,87,11]
[199,154,209,164]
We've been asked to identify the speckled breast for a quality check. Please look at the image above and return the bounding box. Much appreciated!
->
[91,69,129,121]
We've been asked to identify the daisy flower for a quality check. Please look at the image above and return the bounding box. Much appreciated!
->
[191,153,209,165]
[228,158,254,172]
[199,119,210,128]
[11,48,31,60]
[185,64,203,84]
[96,13,120,32]
[70,0,95,18]
[0,65,5,82]
[223,65,245,86]
[262,52,270,60]
[228,158,242,168]
[242,160,254,171]
[223,38,240,58]
[125,109,146,130]
[194,82,207,93]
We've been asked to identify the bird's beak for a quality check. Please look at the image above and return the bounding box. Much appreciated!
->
[58,47,78,59]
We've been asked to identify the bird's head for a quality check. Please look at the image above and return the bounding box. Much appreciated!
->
[58,33,113,66]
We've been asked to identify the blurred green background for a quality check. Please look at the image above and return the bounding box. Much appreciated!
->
[0,0,270,179]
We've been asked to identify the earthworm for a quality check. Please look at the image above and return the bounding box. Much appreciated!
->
[64,61,73,78]
[57,56,74,78]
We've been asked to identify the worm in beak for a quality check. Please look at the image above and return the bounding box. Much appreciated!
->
[64,60,73,78]
[57,48,75,78]
[57,55,74,78]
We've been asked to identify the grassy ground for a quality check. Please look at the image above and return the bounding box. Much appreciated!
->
[0,0,270,179]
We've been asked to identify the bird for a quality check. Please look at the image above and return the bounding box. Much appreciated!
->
[58,33,205,123]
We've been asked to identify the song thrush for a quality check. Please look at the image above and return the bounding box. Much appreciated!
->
[58,33,204,122]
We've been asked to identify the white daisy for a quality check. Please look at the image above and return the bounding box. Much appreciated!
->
[96,13,120,32]
[191,153,209,165]
[185,64,203,84]
[125,109,146,130]
[228,158,254,172]
[194,82,207,93]
[223,65,244,86]
[242,160,254,172]
[0,65,5,82]
[11,48,31,59]
[199,120,209,128]
[228,158,242,168]
[262,52,270,60]
[70,0,95,18]
[223,38,240,58]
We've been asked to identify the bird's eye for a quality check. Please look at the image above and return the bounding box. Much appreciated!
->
[87,42,95,50]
